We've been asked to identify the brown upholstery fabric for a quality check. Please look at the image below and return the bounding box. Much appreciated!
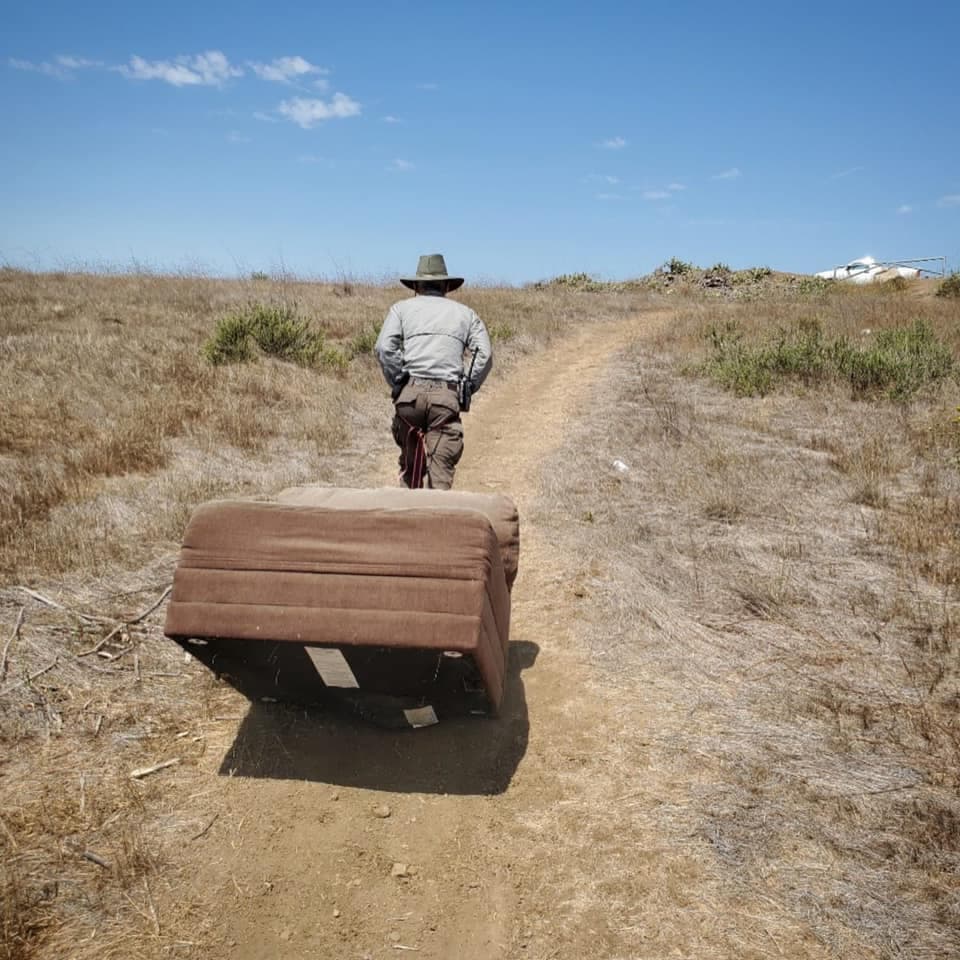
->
[276,486,520,589]
[164,499,515,710]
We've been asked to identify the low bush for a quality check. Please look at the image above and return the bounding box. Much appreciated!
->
[201,313,256,365]
[833,321,954,400]
[701,320,772,395]
[665,257,693,276]
[345,324,380,359]
[794,276,833,296]
[202,304,332,368]
[249,305,321,362]
[489,320,517,342]
[732,266,772,284]
[937,272,960,299]
[546,272,606,292]
[702,318,954,400]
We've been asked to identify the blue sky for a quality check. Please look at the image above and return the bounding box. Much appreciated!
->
[2,0,958,284]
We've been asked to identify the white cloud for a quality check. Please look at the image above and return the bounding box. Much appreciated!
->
[599,136,626,150]
[298,154,335,167]
[119,50,242,87]
[383,115,402,124]
[9,54,101,77]
[56,55,102,69]
[897,204,913,215]
[417,82,438,90]
[390,158,414,172]
[586,174,620,184]
[9,57,62,76]
[253,110,280,123]
[937,194,960,208]
[636,182,685,197]
[596,192,622,201]
[831,165,864,179]
[277,93,361,127]
[227,130,250,143]
[711,167,741,180]
[249,55,328,85]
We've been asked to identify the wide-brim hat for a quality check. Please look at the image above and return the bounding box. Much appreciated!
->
[400,253,464,291]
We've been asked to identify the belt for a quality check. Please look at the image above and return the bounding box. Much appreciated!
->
[409,377,457,391]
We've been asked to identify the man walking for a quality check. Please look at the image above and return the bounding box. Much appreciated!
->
[375,253,492,489]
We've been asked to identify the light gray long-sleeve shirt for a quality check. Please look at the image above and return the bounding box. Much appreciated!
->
[374,292,493,392]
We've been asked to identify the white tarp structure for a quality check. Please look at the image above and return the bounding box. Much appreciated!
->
[816,255,946,284]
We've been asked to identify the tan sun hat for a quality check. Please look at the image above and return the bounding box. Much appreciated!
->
[400,253,464,291]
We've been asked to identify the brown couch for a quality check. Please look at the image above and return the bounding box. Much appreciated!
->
[164,489,519,723]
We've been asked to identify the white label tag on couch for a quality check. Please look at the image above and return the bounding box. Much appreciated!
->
[305,647,359,688]
[404,705,439,728]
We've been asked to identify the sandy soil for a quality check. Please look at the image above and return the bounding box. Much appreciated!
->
[172,308,833,960]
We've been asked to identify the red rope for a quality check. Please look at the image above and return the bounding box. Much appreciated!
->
[397,410,454,489]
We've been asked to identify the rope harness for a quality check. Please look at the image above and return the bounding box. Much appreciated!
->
[395,407,456,488]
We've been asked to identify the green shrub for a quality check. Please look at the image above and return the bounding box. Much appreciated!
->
[201,313,256,365]
[702,319,829,396]
[548,272,605,291]
[247,305,321,362]
[767,318,830,383]
[317,345,349,374]
[346,324,379,359]
[794,276,833,296]
[937,272,960,299]
[702,318,954,400]
[249,271,270,281]
[489,321,516,342]
[730,266,772,286]
[665,257,693,276]
[201,303,329,368]
[833,321,954,400]
[701,321,772,396]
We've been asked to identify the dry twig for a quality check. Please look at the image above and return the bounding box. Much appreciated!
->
[0,815,19,850]
[17,587,111,623]
[130,758,181,780]
[77,585,172,657]
[190,813,219,842]
[0,658,58,698]
[1,607,25,681]
[127,585,173,625]
[81,849,111,869]
[77,624,123,657]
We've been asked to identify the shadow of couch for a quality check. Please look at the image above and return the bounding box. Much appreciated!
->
[217,640,538,796]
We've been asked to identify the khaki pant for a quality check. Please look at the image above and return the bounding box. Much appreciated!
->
[392,380,464,489]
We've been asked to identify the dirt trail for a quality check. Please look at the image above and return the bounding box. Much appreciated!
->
[180,309,826,960]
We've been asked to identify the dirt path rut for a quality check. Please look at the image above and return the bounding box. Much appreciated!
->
[183,308,827,960]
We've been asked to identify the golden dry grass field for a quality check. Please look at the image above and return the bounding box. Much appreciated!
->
[2,266,960,959]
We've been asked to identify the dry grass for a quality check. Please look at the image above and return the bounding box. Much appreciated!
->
[0,268,624,580]
[0,267,647,960]
[533,283,960,957]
